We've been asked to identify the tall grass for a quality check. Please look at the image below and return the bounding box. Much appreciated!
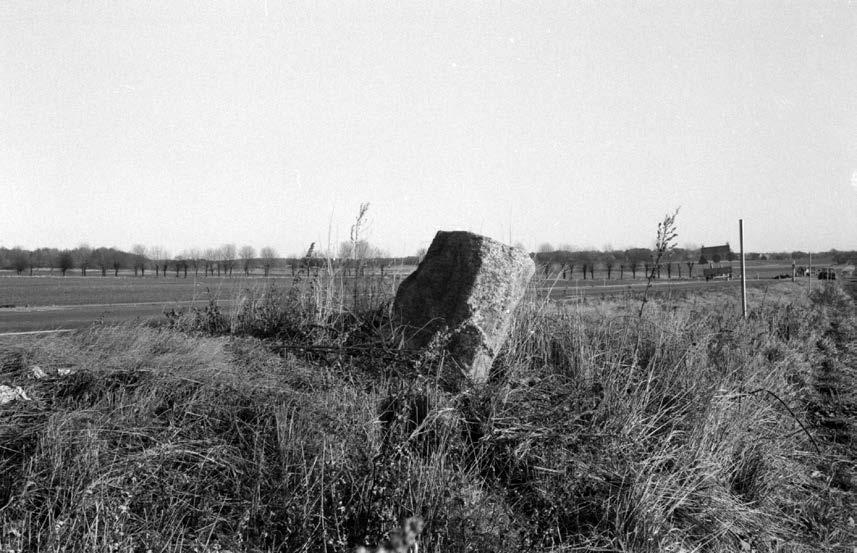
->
[1,279,855,551]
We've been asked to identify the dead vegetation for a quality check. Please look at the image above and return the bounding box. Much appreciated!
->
[0,278,855,552]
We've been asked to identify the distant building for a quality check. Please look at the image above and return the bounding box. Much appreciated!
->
[699,244,733,265]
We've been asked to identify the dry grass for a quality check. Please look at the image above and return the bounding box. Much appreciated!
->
[0,279,855,552]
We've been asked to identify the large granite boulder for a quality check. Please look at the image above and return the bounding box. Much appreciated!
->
[393,231,535,386]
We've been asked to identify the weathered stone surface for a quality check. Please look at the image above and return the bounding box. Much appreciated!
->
[393,231,535,386]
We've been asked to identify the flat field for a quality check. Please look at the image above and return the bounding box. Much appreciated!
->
[0,269,415,307]
[0,273,407,333]
[0,259,822,307]
[0,275,246,307]
[0,259,845,334]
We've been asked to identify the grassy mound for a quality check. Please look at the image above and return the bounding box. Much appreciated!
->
[0,281,854,552]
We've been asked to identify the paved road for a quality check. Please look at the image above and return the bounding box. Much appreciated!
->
[0,300,231,335]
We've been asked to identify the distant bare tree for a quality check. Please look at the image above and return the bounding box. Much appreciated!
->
[95,248,110,276]
[260,246,277,277]
[148,246,162,277]
[603,252,615,280]
[188,248,202,276]
[58,250,74,276]
[340,238,387,276]
[338,241,354,260]
[162,250,172,278]
[76,244,92,276]
[132,244,147,276]
[11,248,28,275]
[203,248,216,276]
[147,247,170,277]
[239,245,256,276]
[31,249,51,274]
[221,244,237,277]
[537,243,554,253]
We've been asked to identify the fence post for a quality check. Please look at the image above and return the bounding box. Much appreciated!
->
[739,219,747,319]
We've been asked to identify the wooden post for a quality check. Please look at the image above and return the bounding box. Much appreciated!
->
[739,219,747,319]
[808,252,812,293]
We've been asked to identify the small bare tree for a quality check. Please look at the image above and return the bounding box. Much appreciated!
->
[221,244,237,277]
[95,248,110,276]
[239,245,256,276]
[203,248,216,276]
[76,244,92,277]
[639,208,680,319]
[132,244,147,276]
[58,251,74,276]
[603,252,616,280]
[260,246,277,277]
[11,248,28,275]
[148,246,163,277]
[187,248,201,276]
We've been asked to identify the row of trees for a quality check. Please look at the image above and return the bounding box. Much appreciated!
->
[533,245,710,280]
[128,244,281,277]
[0,244,282,278]
[2,242,854,279]
[0,246,138,277]
[0,241,420,278]
[531,245,857,280]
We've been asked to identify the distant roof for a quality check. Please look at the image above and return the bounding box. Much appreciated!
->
[700,244,731,257]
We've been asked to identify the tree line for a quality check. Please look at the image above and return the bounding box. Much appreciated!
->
[0,242,421,278]
[1,243,854,278]
[531,245,857,280]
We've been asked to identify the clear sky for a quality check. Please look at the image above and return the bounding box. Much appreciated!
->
[2,1,856,257]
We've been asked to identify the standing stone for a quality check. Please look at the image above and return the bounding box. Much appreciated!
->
[393,231,535,386]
